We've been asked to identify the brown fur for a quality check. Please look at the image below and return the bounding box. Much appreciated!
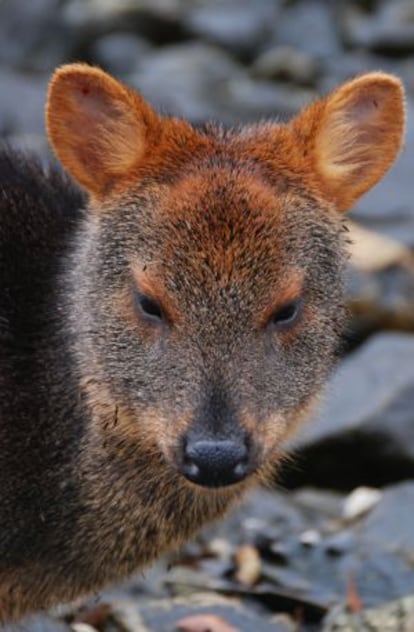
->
[0,64,404,622]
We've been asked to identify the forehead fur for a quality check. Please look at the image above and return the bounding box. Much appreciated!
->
[121,156,339,306]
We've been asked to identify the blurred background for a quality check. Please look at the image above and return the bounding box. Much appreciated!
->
[1,1,414,630]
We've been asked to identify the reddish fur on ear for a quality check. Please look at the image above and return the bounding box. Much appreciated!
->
[46,63,160,198]
[291,72,406,211]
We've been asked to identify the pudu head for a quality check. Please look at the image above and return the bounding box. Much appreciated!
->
[47,65,405,491]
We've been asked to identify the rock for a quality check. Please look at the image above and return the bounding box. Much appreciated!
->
[323,531,355,556]
[299,529,322,547]
[189,485,414,614]
[2,615,71,632]
[284,333,414,489]
[342,487,382,521]
[340,0,414,55]
[222,78,315,122]
[345,223,414,336]
[111,593,293,631]
[63,0,187,46]
[233,544,262,587]
[347,223,411,273]
[0,69,48,137]
[251,46,319,86]
[71,625,96,632]
[346,261,414,334]
[89,32,152,75]
[323,595,414,631]
[127,42,313,124]
[293,488,344,521]
[269,0,341,59]
[357,481,414,554]
[183,0,280,61]
[127,42,245,123]
[0,0,72,71]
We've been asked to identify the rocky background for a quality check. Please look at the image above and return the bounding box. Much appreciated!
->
[1,0,414,630]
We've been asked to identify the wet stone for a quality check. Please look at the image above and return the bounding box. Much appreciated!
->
[63,0,187,45]
[250,46,319,86]
[269,0,341,59]
[322,594,414,631]
[356,481,414,554]
[112,593,294,631]
[128,42,312,125]
[2,615,71,632]
[183,0,280,61]
[126,41,245,123]
[340,0,414,55]
[323,531,355,557]
[284,333,414,489]
[89,33,152,75]
[346,261,414,334]
[0,0,72,71]
[0,69,48,137]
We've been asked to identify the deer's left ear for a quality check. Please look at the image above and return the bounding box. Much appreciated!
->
[291,72,406,211]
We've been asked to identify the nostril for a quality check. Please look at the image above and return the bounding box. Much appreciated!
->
[181,439,250,488]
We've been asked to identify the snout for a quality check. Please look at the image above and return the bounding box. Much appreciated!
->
[179,438,251,488]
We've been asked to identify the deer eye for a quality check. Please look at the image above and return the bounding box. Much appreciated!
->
[271,298,303,331]
[134,291,164,323]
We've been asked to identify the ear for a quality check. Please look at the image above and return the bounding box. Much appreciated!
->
[46,63,160,198]
[291,72,405,211]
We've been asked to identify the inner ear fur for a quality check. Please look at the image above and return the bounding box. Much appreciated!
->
[46,63,160,197]
[291,72,406,211]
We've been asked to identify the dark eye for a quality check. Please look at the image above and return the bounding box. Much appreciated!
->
[134,292,163,323]
[271,298,303,330]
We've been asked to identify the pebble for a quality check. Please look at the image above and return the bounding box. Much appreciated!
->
[251,45,319,85]
[342,487,382,521]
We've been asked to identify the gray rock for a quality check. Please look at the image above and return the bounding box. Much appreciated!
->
[63,0,186,45]
[269,0,341,60]
[2,614,71,632]
[323,594,414,632]
[222,77,315,122]
[0,0,71,72]
[89,33,152,75]
[112,593,293,631]
[285,333,414,488]
[0,69,48,137]
[127,42,245,123]
[183,0,280,60]
[251,46,319,86]
[64,0,183,25]
[193,485,414,613]
[357,481,414,553]
[128,42,313,124]
[346,259,414,333]
[340,0,414,55]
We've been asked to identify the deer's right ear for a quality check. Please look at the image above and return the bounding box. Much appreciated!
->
[46,64,160,198]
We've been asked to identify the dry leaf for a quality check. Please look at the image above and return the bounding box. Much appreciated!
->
[234,544,261,587]
[73,603,112,629]
[176,613,240,632]
[347,574,362,613]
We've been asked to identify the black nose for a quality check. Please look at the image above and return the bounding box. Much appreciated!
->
[181,439,249,488]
